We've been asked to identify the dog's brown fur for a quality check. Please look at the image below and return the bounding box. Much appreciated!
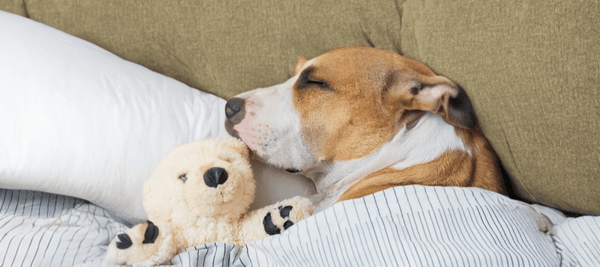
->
[226,46,504,210]
[291,47,503,201]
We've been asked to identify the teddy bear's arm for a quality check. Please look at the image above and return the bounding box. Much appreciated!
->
[238,196,314,244]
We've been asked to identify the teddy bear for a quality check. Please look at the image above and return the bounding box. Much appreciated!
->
[105,138,313,266]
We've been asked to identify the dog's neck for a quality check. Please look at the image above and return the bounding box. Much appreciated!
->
[303,113,471,212]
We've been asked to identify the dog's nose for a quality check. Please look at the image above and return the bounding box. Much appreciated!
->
[225,98,245,120]
[203,167,229,188]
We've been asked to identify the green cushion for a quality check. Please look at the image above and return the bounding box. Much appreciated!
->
[2,0,598,215]
[11,0,401,99]
[0,0,25,16]
[400,0,599,214]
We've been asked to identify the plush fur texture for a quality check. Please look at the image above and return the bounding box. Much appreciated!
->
[105,138,313,266]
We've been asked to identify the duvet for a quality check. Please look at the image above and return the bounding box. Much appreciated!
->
[1,186,598,267]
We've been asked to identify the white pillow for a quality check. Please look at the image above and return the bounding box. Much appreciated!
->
[0,11,228,222]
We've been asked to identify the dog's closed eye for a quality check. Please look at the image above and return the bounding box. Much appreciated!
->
[297,67,332,91]
[305,78,327,87]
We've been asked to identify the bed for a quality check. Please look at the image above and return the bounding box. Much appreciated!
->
[2,186,600,266]
[1,1,599,266]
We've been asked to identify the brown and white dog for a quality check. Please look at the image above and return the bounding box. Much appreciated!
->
[225,46,504,213]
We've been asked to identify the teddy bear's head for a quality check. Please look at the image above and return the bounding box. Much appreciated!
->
[143,138,254,222]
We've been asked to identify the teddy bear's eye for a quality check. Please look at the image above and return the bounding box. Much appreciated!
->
[178,173,188,183]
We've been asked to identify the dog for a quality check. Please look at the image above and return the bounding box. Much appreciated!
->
[225,46,504,212]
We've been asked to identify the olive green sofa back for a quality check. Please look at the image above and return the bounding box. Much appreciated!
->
[2,0,598,215]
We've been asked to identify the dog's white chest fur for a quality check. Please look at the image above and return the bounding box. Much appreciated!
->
[305,113,470,213]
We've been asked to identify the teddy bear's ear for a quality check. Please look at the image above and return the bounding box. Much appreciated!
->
[224,138,250,159]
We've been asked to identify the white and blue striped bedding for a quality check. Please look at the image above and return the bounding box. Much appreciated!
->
[0,189,125,266]
[1,186,599,267]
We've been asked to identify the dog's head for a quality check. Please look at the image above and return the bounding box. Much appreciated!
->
[225,46,476,173]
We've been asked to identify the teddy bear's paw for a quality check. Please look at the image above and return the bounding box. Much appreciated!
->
[105,220,176,266]
[262,197,314,235]
[286,196,314,221]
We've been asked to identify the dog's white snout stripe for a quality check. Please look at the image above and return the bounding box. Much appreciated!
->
[230,74,315,171]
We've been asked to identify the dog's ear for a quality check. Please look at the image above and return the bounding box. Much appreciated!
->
[440,84,477,129]
[384,72,477,129]
[291,56,308,77]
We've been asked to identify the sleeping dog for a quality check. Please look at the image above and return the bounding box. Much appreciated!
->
[225,46,504,213]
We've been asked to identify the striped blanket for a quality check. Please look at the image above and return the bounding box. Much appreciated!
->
[1,186,598,266]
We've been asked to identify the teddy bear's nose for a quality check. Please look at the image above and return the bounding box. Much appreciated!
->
[203,167,228,188]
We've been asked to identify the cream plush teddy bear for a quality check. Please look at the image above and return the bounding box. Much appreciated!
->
[105,138,313,266]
